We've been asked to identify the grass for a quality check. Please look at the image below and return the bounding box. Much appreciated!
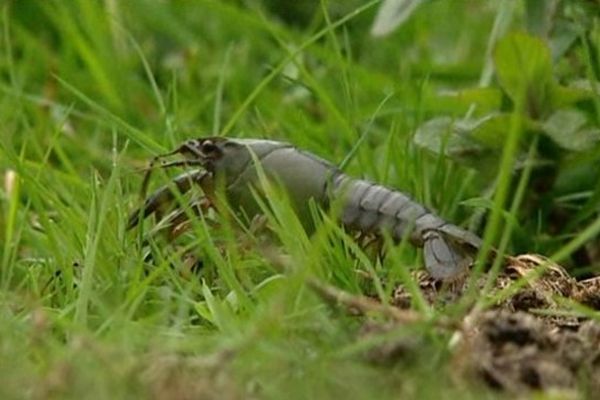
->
[0,1,598,399]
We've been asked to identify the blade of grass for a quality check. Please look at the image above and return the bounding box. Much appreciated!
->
[461,92,526,310]
[74,162,121,327]
[475,135,539,310]
[55,76,163,153]
[220,0,379,136]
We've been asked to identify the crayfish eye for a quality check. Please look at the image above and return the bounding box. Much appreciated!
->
[199,139,220,157]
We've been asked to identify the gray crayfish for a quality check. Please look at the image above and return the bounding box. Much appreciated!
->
[128,137,483,280]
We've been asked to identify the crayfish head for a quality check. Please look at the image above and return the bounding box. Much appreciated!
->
[185,137,292,181]
[180,137,250,178]
[178,137,229,166]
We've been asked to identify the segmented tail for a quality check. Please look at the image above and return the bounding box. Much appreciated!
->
[331,174,481,279]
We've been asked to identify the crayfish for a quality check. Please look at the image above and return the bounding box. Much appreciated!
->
[128,137,482,280]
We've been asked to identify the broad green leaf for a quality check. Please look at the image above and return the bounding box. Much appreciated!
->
[415,114,516,153]
[413,116,483,158]
[430,87,503,115]
[467,113,514,149]
[552,80,599,108]
[494,32,555,117]
[414,115,520,178]
[542,109,600,151]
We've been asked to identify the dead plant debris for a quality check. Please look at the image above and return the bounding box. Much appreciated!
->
[364,254,600,393]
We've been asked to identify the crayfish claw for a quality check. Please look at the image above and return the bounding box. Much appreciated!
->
[128,170,211,230]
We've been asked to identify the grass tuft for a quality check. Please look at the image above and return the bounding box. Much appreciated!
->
[0,1,598,398]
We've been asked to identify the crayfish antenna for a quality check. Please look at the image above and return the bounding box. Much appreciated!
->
[140,149,180,200]
[139,141,208,200]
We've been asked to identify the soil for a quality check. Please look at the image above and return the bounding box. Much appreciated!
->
[389,254,600,394]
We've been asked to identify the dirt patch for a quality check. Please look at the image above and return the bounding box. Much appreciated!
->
[390,254,600,393]
[454,310,600,394]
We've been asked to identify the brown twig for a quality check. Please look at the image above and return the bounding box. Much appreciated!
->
[306,277,458,329]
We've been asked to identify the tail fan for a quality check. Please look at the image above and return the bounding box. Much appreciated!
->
[422,230,477,280]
